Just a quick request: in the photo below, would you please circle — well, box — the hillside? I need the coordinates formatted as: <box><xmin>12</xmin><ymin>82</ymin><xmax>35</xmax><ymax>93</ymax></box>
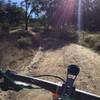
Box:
<box><xmin>0</xmin><ymin>34</ymin><xmax>100</xmax><ymax>100</ymax></box>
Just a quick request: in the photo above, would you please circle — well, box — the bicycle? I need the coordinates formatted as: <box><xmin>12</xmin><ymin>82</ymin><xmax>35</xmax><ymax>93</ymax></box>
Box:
<box><xmin>0</xmin><ymin>65</ymin><xmax>100</xmax><ymax>100</ymax></box>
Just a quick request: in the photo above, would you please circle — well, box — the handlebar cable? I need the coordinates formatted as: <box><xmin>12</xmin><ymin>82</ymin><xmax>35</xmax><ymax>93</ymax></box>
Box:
<box><xmin>33</xmin><ymin>75</ymin><xmax>65</xmax><ymax>83</ymax></box>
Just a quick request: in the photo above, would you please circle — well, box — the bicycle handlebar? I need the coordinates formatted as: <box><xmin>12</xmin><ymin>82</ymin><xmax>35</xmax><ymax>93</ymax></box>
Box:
<box><xmin>0</xmin><ymin>65</ymin><xmax>100</xmax><ymax>100</ymax></box>
<box><xmin>0</xmin><ymin>65</ymin><xmax>79</xmax><ymax>95</ymax></box>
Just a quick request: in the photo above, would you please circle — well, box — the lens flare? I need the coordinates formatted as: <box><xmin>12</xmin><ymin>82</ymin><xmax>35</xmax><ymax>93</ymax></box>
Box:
<box><xmin>56</xmin><ymin>0</ymin><xmax>76</xmax><ymax>25</ymax></box>
<box><xmin>65</xmin><ymin>0</ymin><xmax>76</xmax><ymax>24</ymax></box>
<box><xmin>78</xmin><ymin>0</ymin><xmax>82</xmax><ymax>32</ymax></box>
<box><xmin>77</xmin><ymin>0</ymin><xmax>82</xmax><ymax>43</ymax></box>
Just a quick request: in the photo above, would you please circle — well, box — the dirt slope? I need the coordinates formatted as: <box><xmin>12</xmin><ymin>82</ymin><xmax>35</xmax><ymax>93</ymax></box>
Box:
<box><xmin>0</xmin><ymin>40</ymin><xmax>100</xmax><ymax>100</ymax></box>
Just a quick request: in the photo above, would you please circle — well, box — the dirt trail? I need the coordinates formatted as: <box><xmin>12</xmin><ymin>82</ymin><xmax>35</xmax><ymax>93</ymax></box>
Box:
<box><xmin>29</xmin><ymin>43</ymin><xmax>100</xmax><ymax>94</ymax></box>
<box><xmin>0</xmin><ymin>41</ymin><xmax>100</xmax><ymax>100</ymax></box>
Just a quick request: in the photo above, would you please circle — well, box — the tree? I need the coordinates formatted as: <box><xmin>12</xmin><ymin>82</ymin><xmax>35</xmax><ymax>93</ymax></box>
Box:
<box><xmin>82</xmin><ymin>0</ymin><xmax>100</xmax><ymax>31</ymax></box>
<box><xmin>0</xmin><ymin>0</ymin><xmax>25</xmax><ymax>32</ymax></box>
<box><xmin>21</xmin><ymin>0</ymin><xmax>43</xmax><ymax>30</ymax></box>
<box><xmin>0</xmin><ymin>0</ymin><xmax>6</xmax><ymax>23</ymax></box>
<box><xmin>39</xmin><ymin>0</ymin><xmax>76</xmax><ymax>31</ymax></box>
<box><xmin>6</xmin><ymin>1</ymin><xmax>25</xmax><ymax>26</ymax></box>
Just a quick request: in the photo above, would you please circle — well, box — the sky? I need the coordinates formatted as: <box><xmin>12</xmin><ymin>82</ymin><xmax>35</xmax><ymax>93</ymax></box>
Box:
<box><xmin>5</xmin><ymin>0</ymin><xmax>22</xmax><ymax>5</ymax></box>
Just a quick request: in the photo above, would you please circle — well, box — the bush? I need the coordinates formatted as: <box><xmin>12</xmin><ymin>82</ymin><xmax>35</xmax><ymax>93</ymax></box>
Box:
<box><xmin>16</xmin><ymin>36</ymin><xmax>39</xmax><ymax>49</ymax></box>
<box><xmin>83</xmin><ymin>35</ymin><xmax>100</xmax><ymax>53</ymax></box>
<box><xmin>0</xmin><ymin>23</ymin><xmax>10</xmax><ymax>35</ymax></box>
<box><xmin>59</xmin><ymin>31</ymin><xmax>79</xmax><ymax>43</ymax></box>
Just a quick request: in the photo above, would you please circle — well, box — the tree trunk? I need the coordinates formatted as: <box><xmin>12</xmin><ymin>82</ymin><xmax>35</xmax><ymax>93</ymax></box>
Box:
<box><xmin>25</xmin><ymin>15</ymin><xmax>28</xmax><ymax>30</ymax></box>
<box><xmin>25</xmin><ymin>0</ymin><xmax>28</xmax><ymax>30</ymax></box>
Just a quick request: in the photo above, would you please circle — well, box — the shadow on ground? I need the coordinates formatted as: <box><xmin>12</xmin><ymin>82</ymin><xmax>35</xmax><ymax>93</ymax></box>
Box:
<box><xmin>36</xmin><ymin>29</ymin><xmax>79</xmax><ymax>51</ymax></box>
<box><xmin>0</xmin><ymin>29</ymin><xmax>79</xmax><ymax>51</ymax></box>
